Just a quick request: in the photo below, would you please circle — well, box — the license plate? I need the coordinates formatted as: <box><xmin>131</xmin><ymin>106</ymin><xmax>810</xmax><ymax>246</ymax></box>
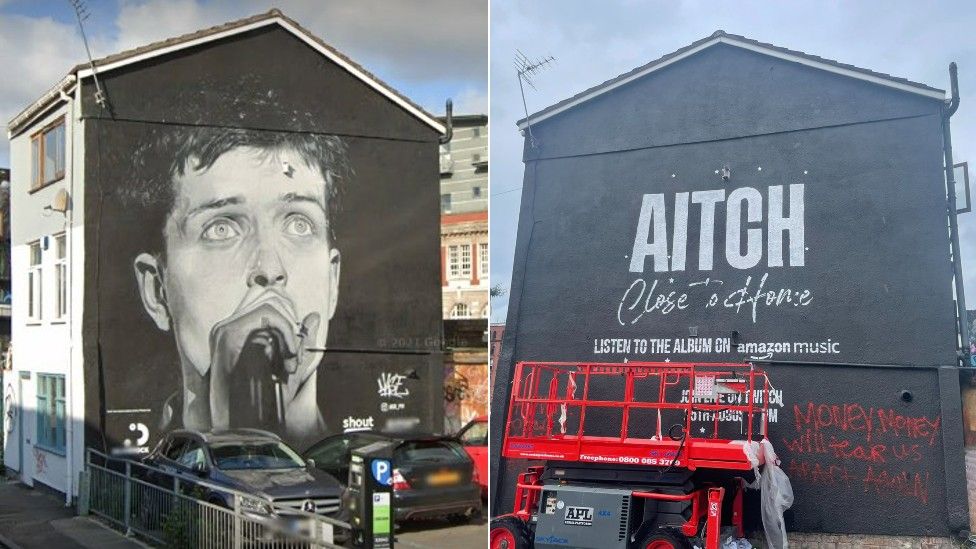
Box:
<box><xmin>426</xmin><ymin>470</ymin><xmax>461</xmax><ymax>486</ymax></box>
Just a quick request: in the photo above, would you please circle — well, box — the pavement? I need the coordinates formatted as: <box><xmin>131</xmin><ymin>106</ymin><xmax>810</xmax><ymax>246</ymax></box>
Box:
<box><xmin>0</xmin><ymin>480</ymin><xmax>148</xmax><ymax>549</ymax></box>
<box><xmin>396</xmin><ymin>516</ymin><xmax>487</xmax><ymax>548</ymax></box>
<box><xmin>0</xmin><ymin>478</ymin><xmax>485</xmax><ymax>549</ymax></box>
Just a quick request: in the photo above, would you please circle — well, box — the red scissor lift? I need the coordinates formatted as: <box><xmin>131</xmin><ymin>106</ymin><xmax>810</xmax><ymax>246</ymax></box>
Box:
<box><xmin>491</xmin><ymin>361</ymin><xmax>771</xmax><ymax>549</ymax></box>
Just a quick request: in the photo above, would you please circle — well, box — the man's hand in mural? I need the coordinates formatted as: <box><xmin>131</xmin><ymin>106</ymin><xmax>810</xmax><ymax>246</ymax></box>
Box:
<box><xmin>208</xmin><ymin>290</ymin><xmax>321</xmax><ymax>431</ymax></box>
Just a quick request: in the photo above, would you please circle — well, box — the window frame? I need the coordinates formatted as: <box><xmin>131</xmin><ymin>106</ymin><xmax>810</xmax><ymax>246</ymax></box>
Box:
<box><xmin>54</xmin><ymin>233</ymin><xmax>67</xmax><ymax>321</ymax></box>
<box><xmin>451</xmin><ymin>303</ymin><xmax>470</xmax><ymax>319</ymax></box>
<box><xmin>479</xmin><ymin>242</ymin><xmax>488</xmax><ymax>277</ymax></box>
<box><xmin>30</xmin><ymin>117</ymin><xmax>66</xmax><ymax>192</ymax></box>
<box><xmin>27</xmin><ymin>240</ymin><xmax>42</xmax><ymax>323</ymax></box>
<box><xmin>35</xmin><ymin>373</ymin><xmax>66</xmax><ymax>455</ymax></box>
<box><xmin>448</xmin><ymin>244</ymin><xmax>472</xmax><ymax>280</ymax></box>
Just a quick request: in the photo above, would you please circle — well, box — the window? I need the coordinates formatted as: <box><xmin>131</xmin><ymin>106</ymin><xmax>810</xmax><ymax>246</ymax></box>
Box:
<box><xmin>36</xmin><ymin>374</ymin><xmax>65</xmax><ymax>453</ymax></box>
<box><xmin>458</xmin><ymin>419</ymin><xmax>488</xmax><ymax>446</ymax></box>
<box><xmin>472</xmin><ymin>127</ymin><xmax>480</xmax><ymax>138</ymax></box>
<box><xmin>55</xmin><ymin>234</ymin><xmax>67</xmax><ymax>320</ymax></box>
<box><xmin>472</xmin><ymin>186</ymin><xmax>482</xmax><ymax>198</ymax></box>
<box><xmin>441</xmin><ymin>193</ymin><xmax>452</xmax><ymax>212</ymax></box>
<box><xmin>479</xmin><ymin>243</ymin><xmax>488</xmax><ymax>277</ymax></box>
<box><xmin>451</xmin><ymin>303</ymin><xmax>470</xmax><ymax>319</ymax></box>
<box><xmin>163</xmin><ymin>437</ymin><xmax>189</xmax><ymax>461</ymax></box>
<box><xmin>177</xmin><ymin>440</ymin><xmax>206</xmax><ymax>469</ymax></box>
<box><xmin>31</xmin><ymin>119</ymin><xmax>66</xmax><ymax>190</ymax></box>
<box><xmin>28</xmin><ymin>241</ymin><xmax>41</xmax><ymax>322</ymax></box>
<box><xmin>448</xmin><ymin>244</ymin><xmax>472</xmax><ymax>279</ymax></box>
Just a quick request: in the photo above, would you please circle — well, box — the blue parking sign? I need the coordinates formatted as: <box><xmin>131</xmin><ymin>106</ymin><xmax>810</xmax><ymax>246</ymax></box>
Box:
<box><xmin>371</xmin><ymin>459</ymin><xmax>392</xmax><ymax>485</ymax></box>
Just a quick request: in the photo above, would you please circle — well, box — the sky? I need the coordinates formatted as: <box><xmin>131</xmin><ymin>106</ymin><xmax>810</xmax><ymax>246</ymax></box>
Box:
<box><xmin>489</xmin><ymin>0</ymin><xmax>976</xmax><ymax>324</ymax></box>
<box><xmin>0</xmin><ymin>0</ymin><xmax>488</xmax><ymax>168</ymax></box>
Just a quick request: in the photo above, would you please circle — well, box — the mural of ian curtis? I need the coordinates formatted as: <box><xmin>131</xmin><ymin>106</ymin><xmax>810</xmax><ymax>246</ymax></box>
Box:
<box><xmin>128</xmin><ymin>126</ymin><xmax>351</xmax><ymax>439</ymax></box>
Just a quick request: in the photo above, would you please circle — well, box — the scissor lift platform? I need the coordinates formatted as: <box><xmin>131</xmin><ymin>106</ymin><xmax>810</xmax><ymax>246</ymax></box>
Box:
<box><xmin>493</xmin><ymin>361</ymin><xmax>773</xmax><ymax>549</ymax></box>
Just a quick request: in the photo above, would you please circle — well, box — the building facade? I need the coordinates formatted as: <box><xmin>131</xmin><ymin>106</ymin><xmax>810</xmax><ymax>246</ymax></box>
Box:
<box><xmin>491</xmin><ymin>31</ymin><xmax>969</xmax><ymax>543</ymax></box>
<box><xmin>440</xmin><ymin>116</ymin><xmax>489</xmax><ymax>432</ymax></box>
<box><xmin>4</xmin><ymin>10</ymin><xmax>446</xmax><ymax>498</ymax></box>
<box><xmin>440</xmin><ymin>115</ymin><xmax>488</xmax><ymax>320</ymax></box>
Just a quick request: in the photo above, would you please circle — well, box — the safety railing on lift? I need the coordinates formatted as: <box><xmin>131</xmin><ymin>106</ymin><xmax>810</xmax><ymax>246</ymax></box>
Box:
<box><xmin>501</xmin><ymin>361</ymin><xmax>770</xmax><ymax>470</ymax></box>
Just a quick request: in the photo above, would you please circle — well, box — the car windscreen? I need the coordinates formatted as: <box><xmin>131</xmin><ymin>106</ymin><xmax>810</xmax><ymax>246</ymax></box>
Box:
<box><xmin>394</xmin><ymin>440</ymin><xmax>468</xmax><ymax>463</ymax></box>
<box><xmin>211</xmin><ymin>442</ymin><xmax>305</xmax><ymax>470</ymax></box>
<box><xmin>459</xmin><ymin>421</ymin><xmax>488</xmax><ymax>445</ymax></box>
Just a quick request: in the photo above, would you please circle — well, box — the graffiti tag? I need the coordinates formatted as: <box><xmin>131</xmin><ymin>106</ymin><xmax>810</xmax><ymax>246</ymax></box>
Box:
<box><xmin>377</xmin><ymin>372</ymin><xmax>409</xmax><ymax>399</ymax></box>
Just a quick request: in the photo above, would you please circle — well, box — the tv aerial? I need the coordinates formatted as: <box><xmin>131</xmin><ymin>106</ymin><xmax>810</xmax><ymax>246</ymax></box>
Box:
<box><xmin>67</xmin><ymin>0</ymin><xmax>109</xmax><ymax>110</ymax></box>
<box><xmin>515</xmin><ymin>50</ymin><xmax>555</xmax><ymax>148</ymax></box>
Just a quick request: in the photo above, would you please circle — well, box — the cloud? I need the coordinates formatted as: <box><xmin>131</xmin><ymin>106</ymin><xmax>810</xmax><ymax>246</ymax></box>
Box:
<box><xmin>0</xmin><ymin>14</ymin><xmax>82</xmax><ymax>132</ymax></box>
<box><xmin>453</xmin><ymin>88</ymin><xmax>489</xmax><ymax>116</ymax></box>
<box><xmin>110</xmin><ymin>0</ymin><xmax>488</xmax><ymax>84</ymax></box>
<box><xmin>0</xmin><ymin>0</ymin><xmax>487</xmax><ymax>167</ymax></box>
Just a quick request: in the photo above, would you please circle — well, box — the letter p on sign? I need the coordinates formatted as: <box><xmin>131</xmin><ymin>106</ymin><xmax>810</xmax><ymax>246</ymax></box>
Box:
<box><xmin>371</xmin><ymin>459</ymin><xmax>392</xmax><ymax>485</ymax></box>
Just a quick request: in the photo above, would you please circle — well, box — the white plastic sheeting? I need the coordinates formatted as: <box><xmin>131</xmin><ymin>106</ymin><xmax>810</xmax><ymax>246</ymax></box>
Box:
<box><xmin>756</xmin><ymin>438</ymin><xmax>794</xmax><ymax>549</ymax></box>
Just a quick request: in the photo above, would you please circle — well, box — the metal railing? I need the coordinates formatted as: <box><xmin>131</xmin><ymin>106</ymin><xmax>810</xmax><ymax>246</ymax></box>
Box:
<box><xmin>85</xmin><ymin>448</ymin><xmax>350</xmax><ymax>548</ymax></box>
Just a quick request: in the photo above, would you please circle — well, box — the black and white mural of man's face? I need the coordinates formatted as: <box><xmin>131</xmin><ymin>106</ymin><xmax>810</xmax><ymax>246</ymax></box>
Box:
<box><xmin>132</xmin><ymin>145</ymin><xmax>341</xmax><ymax>437</ymax></box>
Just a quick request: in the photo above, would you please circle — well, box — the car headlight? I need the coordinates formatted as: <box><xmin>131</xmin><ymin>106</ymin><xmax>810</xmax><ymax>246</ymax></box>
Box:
<box><xmin>239</xmin><ymin>497</ymin><xmax>272</xmax><ymax>515</ymax></box>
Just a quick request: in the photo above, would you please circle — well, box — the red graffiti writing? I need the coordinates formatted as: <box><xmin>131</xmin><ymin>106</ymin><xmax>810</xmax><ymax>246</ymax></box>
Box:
<box><xmin>792</xmin><ymin>402</ymin><xmax>940</xmax><ymax>445</ymax></box>
<box><xmin>862</xmin><ymin>466</ymin><xmax>930</xmax><ymax>505</ymax></box>
<box><xmin>787</xmin><ymin>459</ymin><xmax>930</xmax><ymax>504</ymax></box>
<box><xmin>783</xmin><ymin>429</ymin><xmax>924</xmax><ymax>464</ymax></box>
<box><xmin>785</xmin><ymin>401</ymin><xmax>939</xmax><ymax>505</ymax></box>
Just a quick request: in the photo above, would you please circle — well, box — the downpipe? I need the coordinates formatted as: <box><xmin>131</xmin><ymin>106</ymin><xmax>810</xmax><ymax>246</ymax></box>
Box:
<box><xmin>439</xmin><ymin>99</ymin><xmax>454</xmax><ymax>145</ymax></box>
<box><xmin>942</xmin><ymin>62</ymin><xmax>969</xmax><ymax>366</ymax></box>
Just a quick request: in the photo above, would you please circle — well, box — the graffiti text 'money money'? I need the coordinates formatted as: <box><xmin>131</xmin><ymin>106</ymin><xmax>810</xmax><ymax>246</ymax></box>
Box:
<box><xmin>630</xmin><ymin>184</ymin><xmax>805</xmax><ymax>272</ymax></box>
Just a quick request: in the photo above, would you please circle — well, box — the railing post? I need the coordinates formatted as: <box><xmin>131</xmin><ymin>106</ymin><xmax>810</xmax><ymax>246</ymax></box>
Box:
<box><xmin>77</xmin><ymin>470</ymin><xmax>90</xmax><ymax>516</ymax></box>
<box><xmin>233</xmin><ymin>495</ymin><xmax>243</xmax><ymax>549</ymax></box>
<box><xmin>124</xmin><ymin>460</ymin><xmax>131</xmax><ymax>533</ymax></box>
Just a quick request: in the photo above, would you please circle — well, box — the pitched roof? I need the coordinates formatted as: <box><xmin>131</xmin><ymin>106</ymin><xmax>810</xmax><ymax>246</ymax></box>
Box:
<box><xmin>517</xmin><ymin>30</ymin><xmax>945</xmax><ymax>130</ymax></box>
<box><xmin>9</xmin><ymin>9</ymin><xmax>445</xmax><ymax>136</ymax></box>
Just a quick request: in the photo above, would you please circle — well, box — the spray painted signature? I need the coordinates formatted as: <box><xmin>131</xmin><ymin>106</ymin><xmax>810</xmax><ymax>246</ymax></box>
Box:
<box><xmin>377</xmin><ymin>372</ymin><xmax>410</xmax><ymax>399</ymax></box>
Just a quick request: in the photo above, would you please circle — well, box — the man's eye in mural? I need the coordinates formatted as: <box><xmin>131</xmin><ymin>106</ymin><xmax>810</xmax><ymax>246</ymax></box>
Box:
<box><xmin>284</xmin><ymin>214</ymin><xmax>315</xmax><ymax>237</ymax></box>
<box><xmin>202</xmin><ymin>218</ymin><xmax>243</xmax><ymax>242</ymax></box>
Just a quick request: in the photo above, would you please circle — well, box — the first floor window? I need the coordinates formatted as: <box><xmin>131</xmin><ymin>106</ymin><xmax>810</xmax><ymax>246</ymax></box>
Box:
<box><xmin>36</xmin><ymin>374</ymin><xmax>66</xmax><ymax>453</ymax></box>
<box><xmin>448</xmin><ymin>244</ymin><xmax>472</xmax><ymax>279</ymax></box>
<box><xmin>479</xmin><ymin>242</ymin><xmax>488</xmax><ymax>277</ymax></box>
<box><xmin>28</xmin><ymin>241</ymin><xmax>42</xmax><ymax>322</ymax></box>
<box><xmin>55</xmin><ymin>234</ymin><xmax>67</xmax><ymax>320</ymax></box>
<box><xmin>451</xmin><ymin>303</ymin><xmax>470</xmax><ymax>319</ymax></box>
<box><xmin>31</xmin><ymin>118</ymin><xmax>66</xmax><ymax>190</ymax></box>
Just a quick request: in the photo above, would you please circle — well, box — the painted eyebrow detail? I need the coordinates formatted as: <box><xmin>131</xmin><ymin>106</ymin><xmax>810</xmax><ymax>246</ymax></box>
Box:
<box><xmin>280</xmin><ymin>192</ymin><xmax>325</xmax><ymax>209</ymax></box>
<box><xmin>186</xmin><ymin>196</ymin><xmax>246</xmax><ymax>218</ymax></box>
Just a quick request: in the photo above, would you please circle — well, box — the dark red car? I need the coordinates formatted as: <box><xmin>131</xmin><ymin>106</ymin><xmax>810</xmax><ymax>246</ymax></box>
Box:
<box><xmin>457</xmin><ymin>416</ymin><xmax>488</xmax><ymax>498</ymax></box>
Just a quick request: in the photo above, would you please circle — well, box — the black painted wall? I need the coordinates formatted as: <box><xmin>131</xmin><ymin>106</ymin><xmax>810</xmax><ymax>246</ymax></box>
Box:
<box><xmin>81</xmin><ymin>25</ymin><xmax>443</xmax><ymax>454</ymax></box>
<box><xmin>491</xmin><ymin>43</ymin><xmax>967</xmax><ymax>536</ymax></box>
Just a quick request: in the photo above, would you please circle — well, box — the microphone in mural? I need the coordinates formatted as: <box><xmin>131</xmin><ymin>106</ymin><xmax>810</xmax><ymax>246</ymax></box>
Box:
<box><xmin>122</xmin><ymin>119</ymin><xmax>351</xmax><ymax>439</ymax></box>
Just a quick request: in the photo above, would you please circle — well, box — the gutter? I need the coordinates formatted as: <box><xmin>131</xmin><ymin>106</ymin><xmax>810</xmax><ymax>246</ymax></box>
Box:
<box><xmin>7</xmin><ymin>74</ymin><xmax>77</xmax><ymax>138</ymax></box>
<box><xmin>942</xmin><ymin>62</ymin><xmax>968</xmax><ymax>366</ymax></box>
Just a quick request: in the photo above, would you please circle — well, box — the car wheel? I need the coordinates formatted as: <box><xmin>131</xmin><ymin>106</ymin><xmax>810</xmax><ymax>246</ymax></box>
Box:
<box><xmin>489</xmin><ymin>516</ymin><xmax>530</xmax><ymax>549</ymax></box>
<box><xmin>635</xmin><ymin>528</ymin><xmax>691</xmax><ymax>549</ymax></box>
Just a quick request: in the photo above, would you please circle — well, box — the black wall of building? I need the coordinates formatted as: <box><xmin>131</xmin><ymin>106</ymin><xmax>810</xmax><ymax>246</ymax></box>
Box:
<box><xmin>491</xmin><ymin>43</ymin><xmax>967</xmax><ymax>536</ymax></box>
<box><xmin>82</xmin><ymin>25</ymin><xmax>443</xmax><ymax>454</ymax></box>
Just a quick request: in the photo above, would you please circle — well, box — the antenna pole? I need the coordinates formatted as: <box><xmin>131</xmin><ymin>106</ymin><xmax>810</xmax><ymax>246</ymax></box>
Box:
<box><xmin>515</xmin><ymin>52</ymin><xmax>555</xmax><ymax>149</ymax></box>
<box><xmin>518</xmin><ymin>69</ymin><xmax>537</xmax><ymax>148</ymax></box>
<box><xmin>68</xmin><ymin>0</ymin><xmax>109</xmax><ymax>110</ymax></box>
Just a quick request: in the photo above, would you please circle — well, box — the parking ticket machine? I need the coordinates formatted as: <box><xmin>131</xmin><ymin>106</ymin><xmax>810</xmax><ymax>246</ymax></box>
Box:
<box><xmin>349</xmin><ymin>441</ymin><xmax>396</xmax><ymax>548</ymax></box>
